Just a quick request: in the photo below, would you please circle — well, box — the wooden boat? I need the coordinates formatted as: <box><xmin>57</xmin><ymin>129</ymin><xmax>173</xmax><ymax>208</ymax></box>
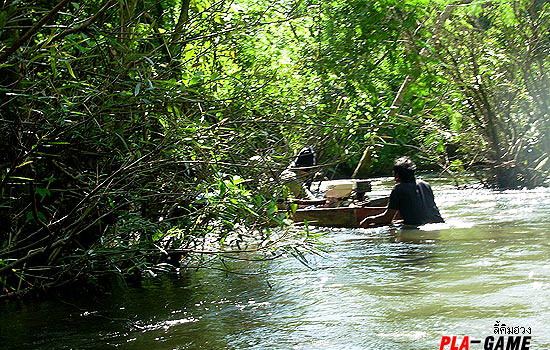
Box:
<box><xmin>288</xmin><ymin>178</ymin><xmax>390</xmax><ymax>228</ymax></box>
<box><xmin>293</xmin><ymin>206</ymin><xmax>387</xmax><ymax>228</ymax></box>
<box><xmin>292</xmin><ymin>196</ymin><xmax>389</xmax><ymax>228</ymax></box>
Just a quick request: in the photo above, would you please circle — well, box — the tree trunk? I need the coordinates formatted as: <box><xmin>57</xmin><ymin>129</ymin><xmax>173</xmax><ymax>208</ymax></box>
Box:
<box><xmin>352</xmin><ymin>1</ymin><xmax>473</xmax><ymax>178</ymax></box>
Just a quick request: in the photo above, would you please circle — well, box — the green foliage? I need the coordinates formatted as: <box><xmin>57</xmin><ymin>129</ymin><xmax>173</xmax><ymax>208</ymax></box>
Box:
<box><xmin>0</xmin><ymin>0</ymin><xmax>297</xmax><ymax>297</ymax></box>
<box><xmin>0</xmin><ymin>0</ymin><xmax>548</xmax><ymax>299</ymax></box>
<box><xmin>431</xmin><ymin>0</ymin><xmax>549</xmax><ymax>187</ymax></box>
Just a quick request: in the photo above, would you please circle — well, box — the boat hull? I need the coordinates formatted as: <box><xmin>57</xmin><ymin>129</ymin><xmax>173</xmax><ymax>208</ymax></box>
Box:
<box><xmin>293</xmin><ymin>206</ymin><xmax>387</xmax><ymax>228</ymax></box>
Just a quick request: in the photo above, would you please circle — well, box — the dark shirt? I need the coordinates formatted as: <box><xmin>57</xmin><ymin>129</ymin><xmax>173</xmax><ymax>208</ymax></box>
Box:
<box><xmin>387</xmin><ymin>180</ymin><xmax>444</xmax><ymax>226</ymax></box>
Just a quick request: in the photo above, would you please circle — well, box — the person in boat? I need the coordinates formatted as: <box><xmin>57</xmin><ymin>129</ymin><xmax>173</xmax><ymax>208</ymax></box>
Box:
<box><xmin>280</xmin><ymin>146</ymin><xmax>318</xmax><ymax>200</ymax></box>
<box><xmin>360</xmin><ymin>156</ymin><xmax>444</xmax><ymax>227</ymax></box>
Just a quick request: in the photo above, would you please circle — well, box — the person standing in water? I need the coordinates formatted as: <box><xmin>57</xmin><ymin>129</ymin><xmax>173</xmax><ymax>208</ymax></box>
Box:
<box><xmin>360</xmin><ymin>156</ymin><xmax>444</xmax><ymax>227</ymax></box>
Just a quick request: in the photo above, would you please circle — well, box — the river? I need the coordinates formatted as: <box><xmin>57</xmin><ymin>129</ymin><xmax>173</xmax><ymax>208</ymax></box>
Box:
<box><xmin>1</xmin><ymin>177</ymin><xmax>549</xmax><ymax>350</ymax></box>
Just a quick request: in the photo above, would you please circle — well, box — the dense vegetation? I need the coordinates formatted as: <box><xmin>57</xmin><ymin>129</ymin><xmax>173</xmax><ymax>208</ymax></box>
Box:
<box><xmin>1</xmin><ymin>0</ymin><xmax>548</xmax><ymax>298</ymax></box>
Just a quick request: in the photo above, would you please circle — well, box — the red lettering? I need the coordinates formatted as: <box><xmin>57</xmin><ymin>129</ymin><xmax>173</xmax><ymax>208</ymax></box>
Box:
<box><xmin>459</xmin><ymin>336</ymin><xmax>470</xmax><ymax>350</ymax></box>
<box><xmin>451</xmin><ymin>336</ymin><xmax>460</xmax><ymax>350</ymax></box>
<box><xmin>440</xmin><ymin>336</ymin><xmax>451</xmax><ymax>350</ymax></box>
<box><xmin>440</xmin><ymin>335</ymin><xmax>471</xmax><ymax>350</ymax></box>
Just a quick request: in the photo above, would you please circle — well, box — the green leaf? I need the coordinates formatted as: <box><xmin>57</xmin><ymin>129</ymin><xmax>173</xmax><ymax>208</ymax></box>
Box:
<box><xmin>10</xmin><ymin>176</ymin><xmax>33</xmax><ymax>181</ymax></box>
<box><xmin>16</xmin><ymin>160</ymin><xmax>33</xmax><ymax>168</ymax></box>
<box><xmin>134</xmin><ymin>83</ymin><xmax>141</xmax><ymax>96</ymax></box>
<box><xmin>500</xmin><ymin>4</ymin><xmax>516</xmax><ymax>26</ymax></box>
<box><xmin>35</xmin><ymin>187</ymin><xmax>51</xmax><ymax>201</ymax></box>
<box><xmin>25</xmin><ymin>211</ymin><xmax>46</xmax><ymax>222</ymax></box>
<box><xmin>65</xmin><ymin>61</ymin><xmax>76</xmax><ymax>79</ymax></box>
<box><xmin>534</xmin><ymin>157</ymin><xmax>548</xmax><ymax>171</ymax></box>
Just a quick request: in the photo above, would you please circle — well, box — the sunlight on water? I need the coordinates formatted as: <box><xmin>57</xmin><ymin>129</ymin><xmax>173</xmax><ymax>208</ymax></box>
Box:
<box><xmin>1</xmin><ymin>178</ymin><xmax>549</xmax><ymax>350</ymax></box>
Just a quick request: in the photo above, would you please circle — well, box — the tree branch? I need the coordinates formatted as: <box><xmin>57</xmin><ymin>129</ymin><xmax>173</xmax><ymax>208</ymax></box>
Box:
<box><xmin>0</xmin><ymin>0</ymin><xmax>73</xmax><ymax>62</ymax></box>
<box><xmin>52</xmin><ymin>0</ymin><xmax>117</xmax><ymax>42</ymax></box>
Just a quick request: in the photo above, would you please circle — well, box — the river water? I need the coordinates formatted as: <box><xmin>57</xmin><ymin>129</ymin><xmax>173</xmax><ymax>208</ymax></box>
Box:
<box><xmin>1</xmin><ymin>177</ymin><xmax>549</xmax><ymax>350</ymax></box>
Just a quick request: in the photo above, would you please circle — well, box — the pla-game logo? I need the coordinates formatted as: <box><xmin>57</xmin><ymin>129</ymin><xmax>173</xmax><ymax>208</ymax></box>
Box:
<box><xmin>439</xmin><ymin>321</ymin><xmax>532</xmax><ymax>350</ymax></box>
